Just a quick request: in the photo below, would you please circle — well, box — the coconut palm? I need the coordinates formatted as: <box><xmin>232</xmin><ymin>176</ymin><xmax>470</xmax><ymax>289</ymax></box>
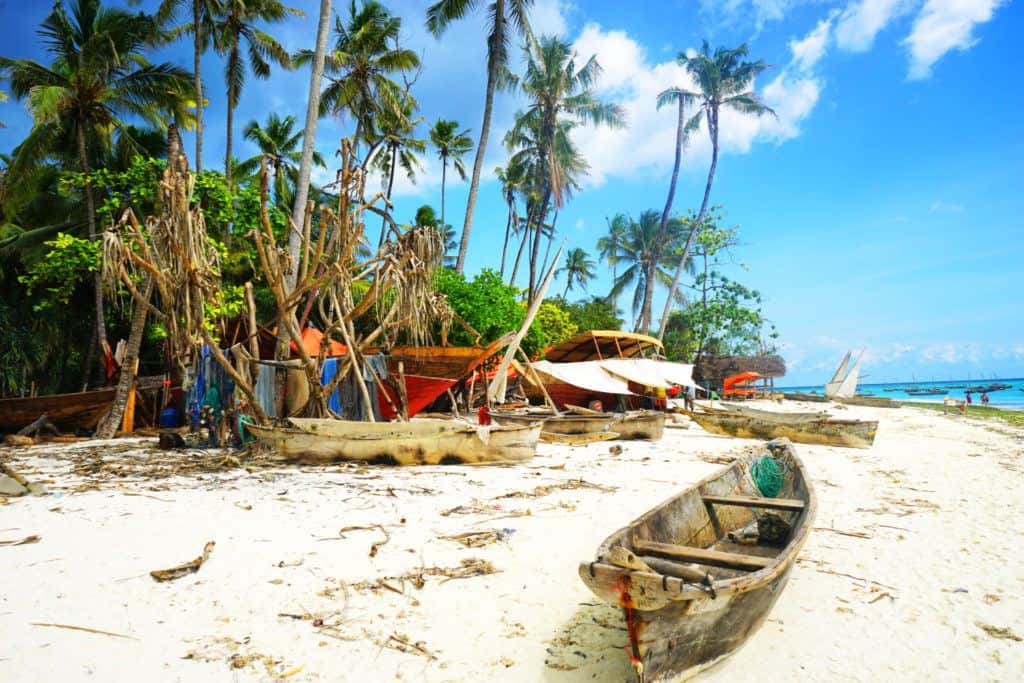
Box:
<box><xmin>428</xmin><ymin>119</ymin><xmax>473</xmax><ymax>227</ymax></box>
<box><xmin>596</xmin><ymin>213</ymin><xmax>628</xmax><ymax>283</ymax></box>
<box><xmin>656</xmin><ymin>41</ymin><xmax>775</xmax><ymax>340</ymax></box>
<box><xmin>1</xmin><ymin>0</ymin><xmax>193</xmax><ymax>351</ymax></box>
<box><xmin>495</xmin><ymin>164</ymin><xmax>525</xmax><ymax>279</ymax></box>
<box><xmin>556</xmin><ymin>247</ymin><xmax>595</xmax><ymax>298</ymax></box>
<box><xmin>426</xmin><ymin>0</ymin><xmax>537</xmax><ymax>274</ymax></box>
<box><xmin>371</xmin><ymin>95</ymin><xmax>425</xmax><ymax>245</ymax></box>
<box><xmin>654</xmin><ymin>83</ymin><xmax>697</xmax><ymax>247</ymax></box>
<box><xmin>299</xmin><ymin>0</ymin><xmax>419</xmax><ymax>158</ymax></box>
<box><xmin>506</xmin><ymin>36</ymin><xmax>625</xmax><ymax>301</ymax></box>
<box><xmin>156</xmin><ymin>0</ymin><xmax>220</xmax><ymax>171</ymax></box>
<box><xmin>607</xmin><ymin>210</ymin><xmax>685</xmax><ymax>332</ymax></box>
<box><xmin>211</xmin><ymin>0</ymin><xmax>299</xmax><ymax>189</ymax></box>
<box><xmin>236</xmin><ymin>113</ymin><xmax>326</xmax><ymax>208</ymax></box>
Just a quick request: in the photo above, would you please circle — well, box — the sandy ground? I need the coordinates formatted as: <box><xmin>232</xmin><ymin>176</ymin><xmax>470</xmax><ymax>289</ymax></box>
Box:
<box><xmin>1</xmin><ymin>401</ymin><xmax>1022</xmax><ymax>682</ymax></box>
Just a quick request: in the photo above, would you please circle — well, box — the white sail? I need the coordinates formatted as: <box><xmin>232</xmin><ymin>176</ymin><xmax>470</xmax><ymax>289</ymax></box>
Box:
<box><xmin>824</xmin><ymin>351</ymin><xmax>852</xmax><ymax>397</ymax></box>
<box><xmin>834</xmin><ymin>351</ymin><xmax>863</xmax><ymax>399</ymax></box>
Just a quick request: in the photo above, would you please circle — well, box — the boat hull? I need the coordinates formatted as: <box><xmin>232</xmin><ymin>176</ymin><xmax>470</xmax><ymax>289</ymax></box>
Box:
<box><xmin>718</xmin><ymin>404</ymin><xmax>828</xmax><ymax>424</ymax></box>
<box><xmin>247</xmin><ymin>418</ymin><xmax>541</xmax><ymax>465</ymax></box>
<box><xmin>578</xmin><ymin>440</ymin><xmax>815</xmax><ymax>682</ymax></box>
<box><xmin>690</xmin><ymin>411</ymin><xmax>877</xmax><ymax>448</ymax></box>
<box><xmin>0</xmin><ymin>388</ymin><xmax>116</xmax><ymax>433</ymax></box>
<box><xmin>781</xmin><ymin>392</ymin><xmax>829</xmax><ymax>403</ymax></box>
<box><xmin>491</xmin><ymin>410</ymin><xmax>665</xmax><ymax>441</ymax></box>
<box><xmin>834</xmin><ymin>395</ymin><xmax>900</xmax><ymax>408</ymax></box>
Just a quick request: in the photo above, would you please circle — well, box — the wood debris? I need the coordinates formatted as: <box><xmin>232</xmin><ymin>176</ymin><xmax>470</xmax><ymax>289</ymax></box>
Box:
<box><xmin>354</xmin><ymin>558</ymin><xmax>499</xmax><ymax>593</ymax></box>
<box><xmin>0</xmin><ymin>534</ymin><xmax>41</xmax><ymax>546</ymax></box>
<box><xmin>379</xmin><ymin>633</ymin><xmax>435</xmax><ymax>660</ymax></box>
<box><xmin>151</xmin><ymin>541</ymin><xmax>215</xmax><ymax>582</ymax></box>
<box><xmin>495</xmin><ymin>479</ymin><xmax>615</xmax><ymax>499</ymax></box>
<box><xmin>975</xmin><ymin>622</ymin><xmax>1022</xmax><ymax>642</ymax></box>
<box><xmin>31</xmin><ymin>622</ymin><xmax>137</xmax><ymax>640</ymax></box>
<box><xmin>440</xmin><ymin>528</ymin><xmax>512</xmax><ymax>547</ymax></box>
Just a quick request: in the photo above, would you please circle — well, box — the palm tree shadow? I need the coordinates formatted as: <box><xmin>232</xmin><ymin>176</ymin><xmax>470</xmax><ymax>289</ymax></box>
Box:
<box><xmin>542</xmin><ymin>601</ymin><xmax>635</xmax><ymax>682</ymax></box>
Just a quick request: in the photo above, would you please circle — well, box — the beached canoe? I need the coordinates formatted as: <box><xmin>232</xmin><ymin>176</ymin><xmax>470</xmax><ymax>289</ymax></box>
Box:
<box><xmin>781</xmin><ymin>391</ymin><xmax>829</xmax><ymax>403</ymax></box>
<box><xmin>491</xmin><ymin>410</ymin><xmax>665</xmax><ymax>441</ymax></box>
<box><xmin>834</xmin><ymin>395</ymin><xmax>900</xmax><ymax>408</ymax></box>
<box><xmin>247</xmin><ymin>418</ymin><xmax>541</xmax><ymax>465</ymax></box>
<box><xmin>579</xmin><ymin>439</ymin><xmax>815</xmax><ymax>682</ymax></box>
<box><xmin>0</xmin><ymin>388</ymin><xmax>116</xmax><ymax>434</ymax></box>
<box><xmin>689</xmin><ymin>410</ymin><xmax>877</xmax><ymax>448</ymax></box>
<box><xmin>717</xmin><ymin>404</ymin><xmax>829</xmax><ymax>424</ymax></box>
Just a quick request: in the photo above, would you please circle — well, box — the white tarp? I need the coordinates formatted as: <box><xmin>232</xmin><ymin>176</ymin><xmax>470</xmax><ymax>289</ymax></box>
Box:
<box><xmin>529</xmin><ymin>360</ymin><xmax>634</xmax><ymax>395</ymax></box>
<box><xmin>599</xmin><ymin>358</ymin><xmax>697</xmax><ymax>389</ymax></box>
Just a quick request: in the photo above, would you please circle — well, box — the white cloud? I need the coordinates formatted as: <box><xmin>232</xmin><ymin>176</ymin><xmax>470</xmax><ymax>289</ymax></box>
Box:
<box><xmin>531</xmin><ymin>0</ymin><xmax>573</xmax><ymax>37</ymax></box>
<box><xmin>700</xmin><ymin>0</ymin><xmax>819</xmax><ymax>31</ymax></box>
<box><xmin>904</xmin><ymin>0</ymin><xmax>1006</xmax><ymax>79</ymax></box>
<box><xmin>929</xmin><ymin>199</ymin><xmax>965</xmax><ymax>213</ymax></box>
<box><xmin>564</xmin><ymin>23</ymin><xmax>818</xmax><ymax>186</ymax></box>
<box><xmin>920</xmin><ymin>342</ymin><xmax>981</xmax><ymax>363</ymax></box>
<box><xmin>835</xmin><ymin>0</ymin><xmax>912</xmax><ymax>52</ymax></box>
<box><xmin>790</xmin><ymin>14</ymin><xmax>835</xmax><ymax>71</ymax></box>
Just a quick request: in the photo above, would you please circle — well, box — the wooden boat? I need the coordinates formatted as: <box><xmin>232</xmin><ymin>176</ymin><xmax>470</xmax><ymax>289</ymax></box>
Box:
<box><xmin>0</xmin><ymin>388</ymin><xmax>116</xmax><ymax>433</ymax></box>
<box><xmin>491</xmin><ymin>410</ymin><xmax>665</xmax><ymax>441</ymax></box>
<box><xmin>781</xmin><ymin>391</ymin><xmax>829</xmax><ymax>403</ymax></box>
<box><xmin>579</xmin><ymin>438</ymin><xmax>815</xmax><ymax>681</ymax></box>
<box><xmin>247</xmin><ymin>417</ymin><xmax>541</xmax><ymax>465</ymax></box>
<box><xmin>689</xmin><ymin>410</ymin><xmax>877</xmax><ymax>448</ymax></box>
<box><xmin>541</xmin><ymin>431</ymin><xmax>620</xmax><ymax>445</ymax></box>
<box><xmin>608</xmin><ymin>411</ymin><xmax>666</xmax><ymax>440</ymax></box>
<box><xmin>718</xmin><ymin>404</ymin><xmax>829</xmax><ymax>424</ymax></box>
<box><xmin>386</xmin><ymin>334</ymin><xmax>511</xmax><ymax>380</ymax></box>
<box><xmin>834</xmin><ymin>395</ymin><xmax>900</xmax><ymax>408</ymax></box>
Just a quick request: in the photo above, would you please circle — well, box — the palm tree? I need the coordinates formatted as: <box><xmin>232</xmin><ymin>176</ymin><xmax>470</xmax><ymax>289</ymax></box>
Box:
<box><xmin>596</xmin><ymin>213</ymin><xmax>628</xmax><ymax>283</ymax></box>
<box><xmin>495</xmin><ymin>164</ymin><xmax>525</xmax><ymax>279</ymax></box>
<box><xmin>606</xmin><ymin>210</ymin><xmax>684</xmax><ymax>332</ymax></box>
<box><xmin>236</xmin><ymin>113</ymin><xmax>326</xmax><ymax>208</ymax></box>
<box><xmin>506</xmin><ymin>36</ymin><xmax>625</xmax><ymax>301</ymax></box>
<box><xmin>426</xmin><ymin>0</ymin><xmax>537</xmax><ymax>275</ymax></box>
<box><xmin>211</xmin><ymin>0</ymin><xmax>299</xmax><ymax>189</ymax></box>
<box><xmin>654</xmin><ymin>82</ymin><xmax>697</xmax><ymax>250</ymax></box>
<box><xmin>428</xmin><ymin>119</ymin><xmax>473</xmax><ymax>227</ymax></box>
<box><xmin>1</xmin><ymin>0</ymin><xmax>193</xmax><ymax>353</ymax></box>
<box><xmin>371</xmin><ymin>94</ymin><xmax>425</xmax><ymax>245</ymax></box>
<box><xmin>300</xmin><ymin>0</ymin><xmax>419</xmax><ymax>159</ymax></box>
<box><xmin>156</xmin><ymin>0</ymin><xmax>220</xmax><ymax>171</ymax></box>
<box><xmin>557</xmin><ymin>247</ymin><xmax>596</xmax><ymax>298</ymax></box>
<box><xmin>656</xmin><ymin>41</ymin><xmax>775</xmax><ymax>341</ymax></box>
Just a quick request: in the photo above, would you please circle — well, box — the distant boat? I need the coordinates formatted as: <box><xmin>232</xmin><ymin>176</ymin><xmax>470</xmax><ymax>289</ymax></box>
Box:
<box><xmin>966</xmin><ymin>383</ymin><xmax>1011</xmax><ymax>393</ymax></box>
<box><xmin>905</xmin><ymin>387</ymin><xmax>947</xmax><ymax>396</ymax></box>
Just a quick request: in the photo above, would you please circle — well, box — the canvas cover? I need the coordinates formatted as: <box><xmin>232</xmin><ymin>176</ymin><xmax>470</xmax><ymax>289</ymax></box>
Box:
<box><xmin>529</xmin><ymin>360</ymin><xmax>634</xmax><ymax>395</ymax></box>
<box><xmin>599</xmin><ymin>358</ymin><xmax>697</xmax><ymax>389</ymax></box>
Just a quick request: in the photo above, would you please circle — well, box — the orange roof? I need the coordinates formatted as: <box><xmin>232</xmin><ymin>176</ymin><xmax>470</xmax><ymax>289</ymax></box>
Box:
<box><xmin>290</xmin><ymin>327</ymin><xmax>347</xmax><ymax>358</ymax></box>
<box><xmin>723</xmin><ymin>371</ymin><xmax>760</xmax><ymax>391</ymax></box>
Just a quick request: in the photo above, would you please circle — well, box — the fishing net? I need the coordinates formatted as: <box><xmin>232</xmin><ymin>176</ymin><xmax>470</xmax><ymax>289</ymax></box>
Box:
<box><xmin>750</xmin><ymin>455</ymin><xmax>787</xmax><ymax>497</ymax></box>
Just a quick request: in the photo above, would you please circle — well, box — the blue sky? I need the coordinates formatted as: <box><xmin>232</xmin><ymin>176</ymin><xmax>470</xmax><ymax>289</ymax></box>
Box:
<box><xmin>2</xmin><ymin>0</ymin><xmax>1022</xmax><ymax>385</ymax></box>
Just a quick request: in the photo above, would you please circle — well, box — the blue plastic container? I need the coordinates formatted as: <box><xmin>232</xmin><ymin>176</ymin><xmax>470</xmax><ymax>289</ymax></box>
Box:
<box><xmin>159</xmin><ymin>407</ymin><xmax>180</xmax><ymax>428</ymax></box>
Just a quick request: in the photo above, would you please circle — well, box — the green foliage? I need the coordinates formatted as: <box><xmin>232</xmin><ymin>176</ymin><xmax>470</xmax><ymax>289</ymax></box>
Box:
<box><xmin>525</xmin><ymin>301</ymin><xmax>578</xmax><ymax>355</ymax></box>
<box><xmin>414</xmin><ymin>204</ymin><xmax>439</xmax><ymax>227</ymax></box>
<box><xmin>61</xmin><ymin>157</ymin><xmax>166</xmax><ymax>226</ymax></box>
<box><xmin>18</xmin><ymin>233</ymin><xmax>100</xmax><ymax>312</ymax></box>
<box><xmin>554</xmin><ymin>295</ymin><xmax>624</xmax><ymax>332</ymax></box>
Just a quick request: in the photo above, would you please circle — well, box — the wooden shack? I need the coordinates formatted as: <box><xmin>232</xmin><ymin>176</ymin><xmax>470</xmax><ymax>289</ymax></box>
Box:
<box><xmin>696</xmin><ymin>355</ymin><xmax>787</xmax><ymax>396</ymax></box>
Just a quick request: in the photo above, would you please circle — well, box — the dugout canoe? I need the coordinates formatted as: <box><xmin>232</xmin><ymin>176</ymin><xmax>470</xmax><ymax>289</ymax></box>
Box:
<box><xmin>0</xmin><ymin>388</ymin><xmax>116</xmax><ymax>434</ymax></box>
<box><xmin>834</xmin><ymin>395</ymin><xmax>901</xmax><ymax>408</ymax></box>
<box><xmin>781</xmin><ymin>391</ymin><xmax>829</xmax><ymax>403</ymax></box>
<box><xmin>717</xmin><ymin>404</ymin><xmax>829</xmax><ymax>424</ymax></box>
<box><xmin>247</xmin><ymin>418</ymin><xmax>541</xmax><ymax>465</ymax></box>
<box><xmin>689</xmin><ymin>410</ymin><xmax>877</xmax><ymax>449</ymax></box>
<box><xmin>579</xmin><ymin>439</ymin><xmax>815</xmax><ymax>682</ymax></box>
<box><xmin>491</xmin><ymin>410</ymin><xmax>665</xmax><ymax>441</ymax></box>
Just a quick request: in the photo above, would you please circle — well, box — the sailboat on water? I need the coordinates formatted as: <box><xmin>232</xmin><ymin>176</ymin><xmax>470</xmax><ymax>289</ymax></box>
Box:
<box><xmin>826</xmin><ymin>350</ymin><xmax>900</xmax><ymax>407</ymax></box>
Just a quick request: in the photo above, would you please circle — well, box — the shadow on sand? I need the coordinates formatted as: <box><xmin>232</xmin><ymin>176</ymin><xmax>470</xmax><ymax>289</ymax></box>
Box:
<box><xmin>542</xmin><ymin>601</ymin><xmax>636</xmax><ymax>682</ymax></box>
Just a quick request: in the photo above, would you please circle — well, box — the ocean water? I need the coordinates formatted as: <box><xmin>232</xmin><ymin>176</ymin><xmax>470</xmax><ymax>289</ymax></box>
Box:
<box><xmin>780</xmin><ymin>378</ymin><xmax>1024</xmax><ymax>410</ymax></box>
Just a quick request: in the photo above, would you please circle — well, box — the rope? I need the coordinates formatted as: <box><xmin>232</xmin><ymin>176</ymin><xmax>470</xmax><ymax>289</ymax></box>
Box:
<box><xmin>751</xmin><ymin>455</ymin><xmax>786</xmax><ymax>497</ymax></box>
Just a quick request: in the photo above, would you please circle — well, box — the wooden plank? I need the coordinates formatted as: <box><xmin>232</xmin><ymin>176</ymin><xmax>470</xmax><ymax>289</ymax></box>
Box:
<box><xmin>702</xmin><ymin>494</ymin><xmax>805</xmax><ymax>512</ymax></box>
<box><xmin>633</xmin><ymin>539</ymin><xmax>772</xmax><ymax>571</ymax></box>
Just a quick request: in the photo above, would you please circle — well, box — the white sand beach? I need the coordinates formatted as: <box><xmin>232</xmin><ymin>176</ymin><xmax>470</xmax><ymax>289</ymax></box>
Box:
<box><xmin>1</xmin><ymin>402</ymin><xmax>1021</xmax><ymax>682</ymax></box>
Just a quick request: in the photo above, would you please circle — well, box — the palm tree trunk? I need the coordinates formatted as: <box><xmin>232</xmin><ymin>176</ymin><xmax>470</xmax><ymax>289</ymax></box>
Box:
<box><xmin>658</xmin><ymin>96</ymin><xmax>686</xmax><ymax>236</ymax></box>
<box><xmin>76</xmin><ymin>119</ymin><xmax>106</xmax><ymax>359</ymax></box>
<box><xmin>95</xmin><ymin>276</ymin><xmax>153</xmax><ymax>439</ymax></box>
<box><xmin>657</xmin><ymin>107</ymin><xmax>718</xmax><ymax>342</ymax></box>
<box><xmin>455</xmin><ymin>0</ymin><xmax>504</xmax><ymax>274</ymax></box>
<box><xmin>287</xmin><ymin>0</ymin><xmax>331</xmax><ymax>293</ymax></box>
<box><xmin>639</xmin><ymin>260</ymin><xmax>656</xmax><ymax>333</ymax></box>
<box><xmin>529</xmin><ymin>187</ymin><xmax>552</xmax><ymax>303</ymax></box>
<box><xmin>499</xmin><ymin>202</ymin><xmax>513</xmax><ymax>278</ymax></box>
<box><xmin>510</xmin><ymin>221</ymin><xmax>528</xmax><ymax>286</ymax></box>
<box><xmin>440</xmin><ymin>157</ymin><xmax>447</xmax><ymax>227</ymax></box>
<box><xmin>193</xmin><ymin>0</ymin><xmax>204</xmax><ymax>172</ymax></box>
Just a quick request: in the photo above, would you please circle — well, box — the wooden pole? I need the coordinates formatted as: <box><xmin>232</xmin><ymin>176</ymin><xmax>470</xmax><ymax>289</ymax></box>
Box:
<box><xmin>120</xmin><ymin>378</ymin><xmax>136</xmax><ymax>433</ymax></box>
<box><xmin>397</xmin><ymin>361</ymin><xmax>409</xmax><ymax>421</ymax></box>
<box><xmin>517</xmin><ymin>348</ymin><xmax>559</xmax><ymax>414</ymax></box>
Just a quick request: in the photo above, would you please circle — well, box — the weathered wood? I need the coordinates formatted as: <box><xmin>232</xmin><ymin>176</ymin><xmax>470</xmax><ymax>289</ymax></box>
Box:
<box><xmin>702</xmin><ymin>494</ymin><xmax>806</xmax><ymax>512</ymax></box>
<box><xmin>396</xmin><ymin>362</ymin><xmax>409</xmax><ymax>421</ymax></box>
<box><xmin>633</xmin><ymin>540</ymin><xmax>772</xmax><ymax>571</ymax></box>
<box><xmin>578</xmin><ymin>439</ymin><xmax>816</xmax><ymax>682</ymax></box>
<box><xmin>16</xmin><ymin>415</ymin><xmax>59</xmax><ymax>437</ymax></box>
<box><xmin>0</xmin><ymin>389</ymin><xmax>116</xmax><ymax>434</ymax></box>
<box><xmin>540</xmin><ymin>431</ymin><xmax>620</xmax><ymax>445</ymax></box>
<box><xmin>689</xmin><ymin>410</ymin><xmax>877</xmax><ymax>449</ymax></box>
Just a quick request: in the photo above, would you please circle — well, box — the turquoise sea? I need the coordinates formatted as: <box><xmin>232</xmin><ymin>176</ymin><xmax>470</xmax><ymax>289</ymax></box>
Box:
<box><xmin>780</xmin><ymin>378</ymin><xmax>1024</xmax><ymax>410</ymax></box>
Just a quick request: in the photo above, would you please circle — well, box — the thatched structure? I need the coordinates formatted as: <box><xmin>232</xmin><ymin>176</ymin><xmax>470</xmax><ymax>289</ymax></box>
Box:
<box><xmin>696</xmin><ymin>355</ymin><xmax>786</xmax><ymax>387</ymax></box>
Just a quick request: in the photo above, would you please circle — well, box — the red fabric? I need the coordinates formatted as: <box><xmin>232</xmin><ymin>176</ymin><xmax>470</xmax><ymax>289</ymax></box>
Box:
<box><xmin>723</xmin><ymin>371</ymin><xmax>760</xmax><ymax>391</ymax></box>
<box><xmin>290</xmin><ymin>327</ymin><xmax>347</xmax><ymax>358</ymax></box>
<box><xmin>477</xmin><ymin>406</ymin><xmax>492</xmax><ymax>426</ymax></box>
<box><xmin>377</xmin><ymin>374</ymin><xmax>458</xmax><ymax>420</ymax></box>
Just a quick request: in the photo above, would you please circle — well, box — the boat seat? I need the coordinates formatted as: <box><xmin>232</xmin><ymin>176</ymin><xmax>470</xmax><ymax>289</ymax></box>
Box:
<box><xmin>633</xmin><ymin>539</ymin><xmax>772</xmax><ymax>571</ymax></box>
<box><xmin>702</xmin><ymin>494</ymin><xmax>805</xmax><ymax>512</ymax></box>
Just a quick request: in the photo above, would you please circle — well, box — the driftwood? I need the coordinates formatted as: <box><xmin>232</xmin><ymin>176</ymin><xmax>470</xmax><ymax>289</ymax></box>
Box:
<box><xmin>17</xmin><ymin>415</ymin><xmax>59</xmax><ymax>437</ymax></box>
<box><xmin>150</xmin><ymin>541</ymin><xmax>215</xmax><ymax>582</ymax></box>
